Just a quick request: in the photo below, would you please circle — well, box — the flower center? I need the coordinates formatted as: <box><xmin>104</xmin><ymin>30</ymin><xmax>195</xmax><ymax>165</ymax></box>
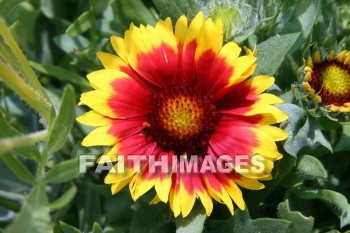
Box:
<box><xmin>143</xmin><ymin>85</ymin><xmax>221</xmax><ymax>155</ymax></box>
<box><xmin>310</xmin><ymin>61</ymin><xmax>350</xmax><ymax>105</ymax></box>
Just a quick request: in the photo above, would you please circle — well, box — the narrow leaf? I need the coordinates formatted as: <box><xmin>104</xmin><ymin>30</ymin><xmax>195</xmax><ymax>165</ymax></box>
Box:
<box><xmin>2</xmin><ymin>154</ymin><xmax>35</xmax><ymax>185</ymax></box>
<box><xmin>45</xmin><ymin>85</ymin><xmax>75</xmax><ymax>155</ymax></box>
<box><xmin>30</xmin><ymin>61</ymin><xmax>89</xmax><ymax>88</ymax></box>
<box><xmin>66</xmin><ymin>11</ymin><xmax>92</xmax><ymax>37</ymax></box>
<box><xmin>49</xmin><ymin>185</ymin><xmax>77</xmax><ymax>210</ymax></box>
<box><xmin>0</xmin><ymin>60</ymin><xmax>51</xmax><ymax>121</ymax></box>
<box><xmin>0</xmin><ymin>19</ymin><xmax>51</xmax><ymax>106</ymax></box>
<box><xmin>43</xmin><ymin>158</ymin><xmax>80</xmax><ymax>184</ymax></box>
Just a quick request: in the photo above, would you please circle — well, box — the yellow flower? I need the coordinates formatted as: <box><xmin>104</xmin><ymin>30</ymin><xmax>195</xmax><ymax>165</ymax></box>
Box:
<box><xmin>77</xmin><ymin>12</ymin><xmax>288</xmax><ymax>217</ymax></box>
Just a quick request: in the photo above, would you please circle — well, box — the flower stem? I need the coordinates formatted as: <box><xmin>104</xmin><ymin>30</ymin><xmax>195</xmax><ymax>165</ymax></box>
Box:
<box><xmin>0</xmin><ymin>130</ymin><xmax>47</xmax><ymax>157</ymax></box>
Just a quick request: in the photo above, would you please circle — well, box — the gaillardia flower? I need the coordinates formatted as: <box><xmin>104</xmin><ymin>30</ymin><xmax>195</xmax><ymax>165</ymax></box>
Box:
<box><xmin>77</xmin><ymin>12</ymin><xmax>288</xmax><ymax>217</ymax></box>
<box><xmin>301</xmin><ymin>49</ymin><xmax>350</xmax><ymax>116</ymax></box>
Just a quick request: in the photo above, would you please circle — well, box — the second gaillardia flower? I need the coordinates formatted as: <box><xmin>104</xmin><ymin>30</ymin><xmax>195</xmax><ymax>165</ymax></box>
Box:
<box><xmin>300</xmin><ymin>47</ymin><xmax>350</xmax><ymax>121</ymax></box>
<box><xmin>77</xmin><ymin>12</ymin><xmax>288</xmax><ymax>217</ymax></box>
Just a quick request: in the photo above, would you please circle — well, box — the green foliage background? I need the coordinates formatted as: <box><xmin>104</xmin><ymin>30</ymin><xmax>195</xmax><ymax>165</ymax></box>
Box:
<box><xmin>0</xmin><ymin>0</ymin><xmax>350</xmax><ymax>232</ymax></box>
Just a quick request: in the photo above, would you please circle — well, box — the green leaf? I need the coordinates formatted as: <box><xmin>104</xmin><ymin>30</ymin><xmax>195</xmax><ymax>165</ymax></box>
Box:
<box><xmin>45</xmin><ymin>85</ymin><xmax>75</xmax><ymax>155</ymax></box>
<box><xmin>176</xmin><ymin>202</ymin><xmax>206</xmax><ymax>233</ymax></box>
<box><xmin>254</xmin><ymin>32</ymin><xmax>300</xmax><ymax>76</ymax></box>
<box><xmin>281</xmin><ymin>0</ymin><xmax>320</xmax><ymax>52</ymax></box>
<box><xmin>206</xmin><ymin>209</ymin><xmax>291</xmax><ymax>233</ymax></box>
<box><xmin>0</xmin><ymin>19</ymin><xmax>52</xmax><ymax>107</ymax></box>
<box><xmin>6</xmin><ymin>184</ymin><xmax>51</xmax><ymax>233</ymax></box>
<box><xmin>153</xmin><ymin>0</ymin><xmax>199</xmax><ymax>22</ymax></box>
<box><xmin>278</xmin><ymin>200</ymin><xmax>314</xmax><ymax>233</ymax></box>
<box><xmin>66</xmin><ymin>11</ymin><xmax>92</xmax><ymax>37</ymax></box>
<box><xmin>251</xmin><ymin>219</ymin><xmax>291</xmax><ymax>233</ymax></box>
<box><xmin>296</xmin><ymin>154</ymin><xmax>327</xmax><ymax>180</ymax></box>
<box><xmin>278</xmin><ymin>104</ymin><xmax>333</xmax><ymax>156</ymax></box>
<box><xmin>116</xmin><ymin>0</ymin><xmax>157</xmax><ymax>26</ymax></box>
<box><xmin>307</xmin><ymin>117</ymin><xmax>333</xmax><ymax>153</ymax></box>
<box><xmin>49</xmin><ymin>185</ymin><xmax>77</xmax><ymax>210</ymax></box>
<box><xmin>93</xmin><ymin>222</ymin><xmax>104</xmax><ymax>233</ymax></box>
<box><xmin>0</xmin><ymin>111</ymin><xmax>40</xmax><ymax>160</ymax></box>
<box><xmin>335</xmin><ymin>125</ymin><xmax>350</xmax><ymax>152</ymax></box>
<box><xmin>30</xmin><ymin>61</ymin><xmax>89</xmax><ymax>88</ymax></box>
<box><xmin>60</xmin><ymin>222</ymin><xmax>82</xmax><ymax>233</ymax></box>
<box><xmin>43</xmin><ymin>158</ymin><xmax>80</xmax><ymax>184</ymax></box>
<box><xmin>278</xmin><ymin>103</ymin><xmax>308</xmax><ymax>157</ymax></box>
<box><xmin>244</xmin><ymin>154</ymin><xmax>296</xmax><ymax>209</ymax></box>
<box><xmin>294</xmin><ymin>186</ymin><xmax>350</xmax><ymax>228</ymax></box>
<box><xmin>2</xmin><ymin>154</ymin><xmax>35</xmax><ymax>185</ymax></box>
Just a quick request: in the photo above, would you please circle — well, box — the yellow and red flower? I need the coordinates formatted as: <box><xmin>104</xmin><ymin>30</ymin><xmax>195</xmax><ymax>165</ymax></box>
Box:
<box><xmin>77</xmin><ymin>12</ymin><xmax>288</xmax><ymax>217</ymax></box>
<box><xmin>302</xmin><ymin>49</ymin><xmax>350</xmax><ymax>114</ymax></box>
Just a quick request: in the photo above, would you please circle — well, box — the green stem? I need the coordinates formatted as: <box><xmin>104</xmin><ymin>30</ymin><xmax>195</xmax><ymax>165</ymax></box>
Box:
<box><xmin>0</xmin><ymin>130</ymin><xmax>47</xmax><ymax>157</ymax></box>
<box><xmin>0</xmin><ymin>18</ymin><xmax>51</xmax><ymax>106</ymax></box>
<box><xmin>0</xmin><ymin>60</ymin><xmax>51</xmax><ymax>121</ymax></box>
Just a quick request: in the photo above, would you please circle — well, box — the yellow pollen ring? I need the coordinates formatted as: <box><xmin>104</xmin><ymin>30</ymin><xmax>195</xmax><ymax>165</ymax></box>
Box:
<box><xmin>320</xmin><ymin>65</ymin><xmax>350</xmax><ymax>96</ymax></box>
<box><xmin>160</xmin><ymin>96</ymin><xmax>203</xmax><ymax>138</ymax></box>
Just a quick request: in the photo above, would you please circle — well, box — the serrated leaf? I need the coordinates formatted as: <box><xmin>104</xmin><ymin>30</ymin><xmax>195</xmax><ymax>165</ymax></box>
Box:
<box><xmin>60</xmin><ymin>222</ymin><xmax>82</xmax><ymax>233</ymax></box>
<box><xmin>278</xmin><ymin>200</ymin><xmax>314</xmax><ymax>233</ymax></box>
<box><xmin>0</xmin><ymin>111</ymin><xmax>40</xmax><ymax>160</ymax></box>
<box><xmin>296</xmin><ymin>154</ymin><xmax>327</xmax><ymax>179</ymax></box>
<box><xmin>45</xmin><ymin>85</ymin><xmax>75</xmax><ymax>155</ymax></box>
<box><xmin>294</xmin><ymin>186</ymin><xmax>350</xmax><ymax>228</ymax></box>
<box><xmin>254</xmin><ymin>32</ymin><xmax>300</xmax><ymax>76</ymax></box>
<box><xmin>30</xmin><ymin>61</ymin><xmax>89</xmax><ymax>88</ymax></box>
<box><xmin>206</xmin><ymin>209</ymin><xmax>291</xmax><ymax>233</ymax></box>
<box><xmin>176</xmin><ymin>203</ymin><xmax>206</xmax><ymax>233</ymax></box>
<box><xmin>43</xmin><ymin>158</ymin><xmax>80</xmax><ymax>184</ymax></box>
<box><xmin>6</xmin><ymin>184</ymin><xmax>51</xmax><ymax>233</ymax></box>
<box><xmin>307</xmin><ymin>117</ymin><xmax>333</xmax><ymax>153</ymax></box>
<box><xmin>49</xmin><ymin>185</ymin><xmax>77</xmax><ymax>210</ymax></box>
<box><xmin>2</xmin><ymin>154</ymin><xmax>35</xmax><ymax>185</ymax></box>
<box><xmin>335</xmin><ymin>125</ymin><xmax>350</xmax><ymax>152</ymax></box>
<box><xmin>66</xmin><ymin>11</ymin><xmax>92</xmax><ymax>37</ymax></box>
<box><xmin>278</xmin><ymin>103</ymin><xmax>308</xmax><ymax>157</ymax></box>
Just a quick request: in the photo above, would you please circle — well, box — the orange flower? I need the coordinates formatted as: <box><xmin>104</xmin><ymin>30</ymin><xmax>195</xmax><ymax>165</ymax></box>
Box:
<box><xmin>77</xmin><ymin>12</ymin><xmax>288</xmax><ymax>217</ymax></box>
